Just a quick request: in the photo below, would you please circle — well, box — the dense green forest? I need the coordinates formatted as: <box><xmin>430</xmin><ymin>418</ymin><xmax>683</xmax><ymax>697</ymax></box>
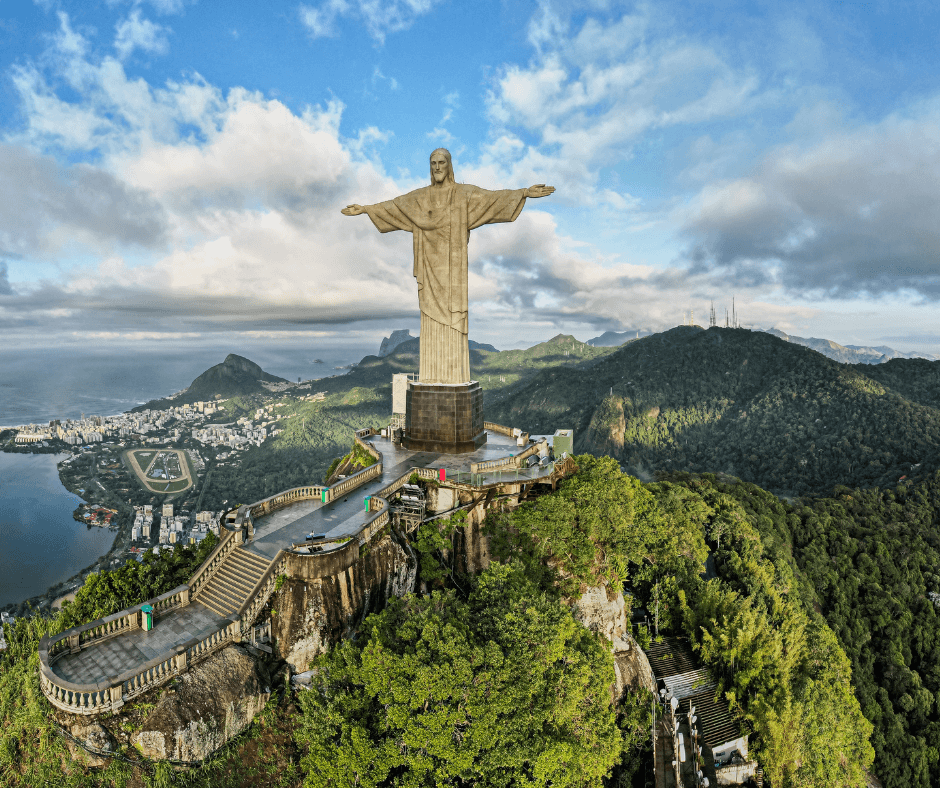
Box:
<box><xmin>487</xmin><ymin>325</ymin><xmax>940</xmax><ymax>497</ymax></box>
<box><xmin>482</xmin><ymin>456</ymin><xmax>873</xmax><ymax>787</ymax></box>
<box><xmin>17</xmin><ymin>451</ymin><xmax>940</xmax><ymax>786</ymax></box>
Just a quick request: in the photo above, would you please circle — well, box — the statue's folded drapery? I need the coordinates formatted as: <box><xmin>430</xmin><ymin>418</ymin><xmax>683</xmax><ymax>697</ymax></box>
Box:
<box><xmin>365</xmin><ymin>184</ymin><xmax>527</xmax><ymax>384</ymax></box>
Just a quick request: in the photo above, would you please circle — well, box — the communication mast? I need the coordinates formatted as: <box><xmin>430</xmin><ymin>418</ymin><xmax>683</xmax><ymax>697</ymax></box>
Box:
<box><xmin>709</xmin><ymin>301</ymin><xmax>716</xmax><ymax>327</ymax></box>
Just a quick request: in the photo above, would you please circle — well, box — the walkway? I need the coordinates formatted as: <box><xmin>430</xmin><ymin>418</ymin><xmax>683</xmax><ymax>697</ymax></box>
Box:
<box><xmin>49</xmin><ymin>428</ymin><xmax>548</xmax><ymax>688</ymax></box>
<box><xmin>246</xmin><ymin>430</ymin><xmax>529</xmax><ymax>561</ymax></box>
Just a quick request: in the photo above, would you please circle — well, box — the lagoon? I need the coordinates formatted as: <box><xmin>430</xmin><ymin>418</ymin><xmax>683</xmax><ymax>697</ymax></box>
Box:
<box><xmin>0</xmin><ymin>452</ymin><xmax>115</xmax><ymax>607</ymax></box>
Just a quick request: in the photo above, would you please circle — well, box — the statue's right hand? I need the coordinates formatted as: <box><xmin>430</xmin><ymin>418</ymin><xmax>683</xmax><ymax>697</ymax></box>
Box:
<box><xmin>341</xmin><ymin>204</ymin><xmax>365</xmax><ymax>216</ymax></box>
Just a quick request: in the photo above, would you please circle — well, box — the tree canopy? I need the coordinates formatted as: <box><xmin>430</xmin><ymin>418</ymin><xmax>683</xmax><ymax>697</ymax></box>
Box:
<box><xmin>295</xmin><ymin>562</ymin><xmax>625</xmax><ymax>788</ymax></box>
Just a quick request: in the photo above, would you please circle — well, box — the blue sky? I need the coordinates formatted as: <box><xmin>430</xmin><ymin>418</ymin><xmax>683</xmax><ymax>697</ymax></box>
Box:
<box><xmin>3</xmin><ymin>0</ymin><xmax>940</xmax><ymax>354</ymax></box>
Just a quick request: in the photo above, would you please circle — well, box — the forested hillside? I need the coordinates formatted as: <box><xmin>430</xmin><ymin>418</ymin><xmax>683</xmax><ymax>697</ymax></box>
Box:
<box><xmin>656</xmin><ymin>471</ymin><xmax>940</xmax><ymax>788</ymax></box>
<box><xmin>487</xmin><ymin>326</ymin><xmax>940</xmax><ymax>497</ymax></box>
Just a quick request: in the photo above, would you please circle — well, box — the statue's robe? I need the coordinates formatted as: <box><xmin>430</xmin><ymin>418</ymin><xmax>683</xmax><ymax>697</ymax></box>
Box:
<box><xmin>365</xmin><ymin>183</ymin><xmax>527</xmax><ymax>383</ymax></box>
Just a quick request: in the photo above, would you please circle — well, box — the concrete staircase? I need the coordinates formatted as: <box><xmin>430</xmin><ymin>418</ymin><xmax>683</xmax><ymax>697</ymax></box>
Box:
<box><xmin>194</xmin><ymin>547</ymin><xmax>272</xmax><ymax>617</ymax></box>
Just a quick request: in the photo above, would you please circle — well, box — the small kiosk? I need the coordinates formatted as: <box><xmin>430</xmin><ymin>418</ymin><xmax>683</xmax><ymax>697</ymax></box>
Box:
<box><xmin>141</xmin><ymin>604</ymin><xmax>154</xmax><ymax>632</ymax></box>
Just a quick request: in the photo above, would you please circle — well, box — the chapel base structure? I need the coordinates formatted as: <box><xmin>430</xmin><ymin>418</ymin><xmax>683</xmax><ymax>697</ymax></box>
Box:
<box><xmin>403</xmin><ymin>381</ymin><xmax>486</xmax><ymax>454</ymax></box>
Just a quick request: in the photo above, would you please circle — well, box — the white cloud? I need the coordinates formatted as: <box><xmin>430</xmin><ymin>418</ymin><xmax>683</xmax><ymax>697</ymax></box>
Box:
<box><xmin>481</xmin><ymin>5</ymin><xmax>761</xmax><ymax>209</ymax></box>
<box><xmin>114</xmin><ymin>9</ymin><xmax>170</xmax><ymax>60</ymax></box>
<box><xmin>680</xmin><ymin>100</ymin><xmax>940</xmax><ymax>299</ymax></box>
<box><xmin>298</xmin><ymin>0</ymin><xmax>442</xmax><ymax>44</ymax></box>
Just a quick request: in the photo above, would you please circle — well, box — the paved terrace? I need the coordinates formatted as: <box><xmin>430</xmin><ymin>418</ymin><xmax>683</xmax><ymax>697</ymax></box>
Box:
<box><xmin>246</xmin><ymin>429</ymin><xmax>529</xmax><ymax>561</ymax></box>
<box><xmin>47</xmin><ymin>428</ymin><xmax>561</xmax><ymax>689</ymax></box>
<box><xmin>52</xmin><ymin>603</ymin><xmax>229</xmax><ymax>684</ymax></box>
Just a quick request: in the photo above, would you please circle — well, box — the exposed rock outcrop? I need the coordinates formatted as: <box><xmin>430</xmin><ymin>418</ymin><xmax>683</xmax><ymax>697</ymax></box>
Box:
<box><xmin>67</xmin><ymin>722</ymin><xmax>116</xmax><ymax>767</ymax></box>
<box><xmin>271</xmin><ymin>532</ymin><xmax>417</xmax><ymax>672</ymax></box>
<box><xmin>379</xmin><ymin>329</ymin><xmax>415</xmax><ymax>357</ymax></box>
<box><xmin>571</xmin><ymin>585</ymin><xmax>655</xmax><ymax>698</ymax></box>
<box><xmin>131</xmin><ymin>645</ymin><xmax>271</xmax><ymax>762</ymax></box>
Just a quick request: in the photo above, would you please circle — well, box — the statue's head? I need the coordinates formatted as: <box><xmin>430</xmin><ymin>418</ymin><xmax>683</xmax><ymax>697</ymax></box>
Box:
<box><xmin>430</xmin><ymin>148</ymin><xmax>455</xmax><ymax>185</ymax></box>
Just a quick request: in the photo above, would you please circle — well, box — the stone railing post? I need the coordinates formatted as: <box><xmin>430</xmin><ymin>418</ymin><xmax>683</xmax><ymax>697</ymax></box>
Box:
<box><xmin>68</xmin><ymin>633</ymin><xmax>80</xmax><ymax>654</ymax></box>
<box><xmin>229</xmin><ymin>620</ymin><xmax>242</xmax><ymax>643</ymax></box>
<box><xmin>179</xmin><ymin>587</ymin><xmax>190</xmax><ymax>607</ymax></box>
<box><xmin>174</xmin><ymin>645</ymin><xmax>188</xmax><ymax>672</ymax></box>
<box><xmin>109</xmin><ymin>682</ymin><xmax>124</xmax><ymax>711</ymax></box>
<box><xmin>235</xmin><ymin>528</ymin><xmax>244</xmax><ymax>544</ymax></box>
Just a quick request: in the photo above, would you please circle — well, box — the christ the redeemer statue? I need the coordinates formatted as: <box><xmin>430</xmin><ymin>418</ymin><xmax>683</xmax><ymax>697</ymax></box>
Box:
<box><xmin>342</xmin><ymin>148</ymin><xmax>554</xmax><ymax>384</ymax></box>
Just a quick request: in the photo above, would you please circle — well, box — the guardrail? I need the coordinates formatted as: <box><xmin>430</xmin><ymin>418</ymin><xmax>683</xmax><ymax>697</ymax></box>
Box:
<box><xmin>483</xmin><ymin>421</ymin><xmax>514</xmax><ymax>437</ymax></box>
<box><xmin>327</xmin><ymin>461</ymin><xmax>383</xmax><ymax>501</ymax></box>
<box><xmin>236</xmin><ymin>552</ymin><xmax>288</xmax><ymax>628</ymax></box>
<box><xmin>470</xmin><ymin>455</ymin><xmax>515</xmax><ymax>473</ymax></box>
<box><xmin>249</xmin><ymin>486</ymin><xmax>327</xmax><ymax>519</ymax></box>
<box><xmin>188</xmin><ymin>529</ymin><xmax>236</xmax><ymax>599</ymax></box>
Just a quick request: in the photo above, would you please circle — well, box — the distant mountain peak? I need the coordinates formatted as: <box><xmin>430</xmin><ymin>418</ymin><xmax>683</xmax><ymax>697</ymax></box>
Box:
<box><xmin>379</xmin><ymin>330</ymin><xmax>415</xmax><ymax>358</ymax></box>
<box><xmin>763</xmin><ymin>327</ymin><xmax>938</xmax><ymax>364</ymax></box>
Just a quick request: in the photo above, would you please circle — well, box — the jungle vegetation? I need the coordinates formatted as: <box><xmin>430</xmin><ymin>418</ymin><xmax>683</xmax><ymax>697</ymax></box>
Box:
<box><xmin>487</xmin><ymin>325</ymin><xmax>940</xmax><ymax>498</ymax></box>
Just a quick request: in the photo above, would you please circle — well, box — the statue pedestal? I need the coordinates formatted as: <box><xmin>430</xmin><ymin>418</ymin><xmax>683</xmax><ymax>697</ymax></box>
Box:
<box><xmin>404</xmin><ymin>381</ymin><xmax>486</xmax><ymax>454</ymax></box>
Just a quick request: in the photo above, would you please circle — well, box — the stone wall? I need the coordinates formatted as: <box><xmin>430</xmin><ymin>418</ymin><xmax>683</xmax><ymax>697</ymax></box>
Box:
<box><xmin>271</xmin><ymin>531</ymin><xmax>417</xmax><ymax>672</ymax></box>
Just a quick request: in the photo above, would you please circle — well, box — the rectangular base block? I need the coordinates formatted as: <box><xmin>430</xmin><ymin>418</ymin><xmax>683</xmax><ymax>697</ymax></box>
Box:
<box><xmin>404</xmin><ymin>381</ymin><xmax>486</xmax><ymax>455</ymax></box>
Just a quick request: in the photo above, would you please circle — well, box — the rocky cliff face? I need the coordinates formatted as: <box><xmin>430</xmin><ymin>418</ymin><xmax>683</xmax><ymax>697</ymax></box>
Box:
<box><xmin>131</xmin><ymin>645</ymin><xmax>277</xmax><ymax>762</ymax></box>
<box><xmin>271</xmin><ymin>531</ymin><xmax>417</xmax><ymax>672</ymax></box>
<box><xmin>571</xmin><ymin>584</ymin><xmax>655</xmax><ymax>698</ymax></box>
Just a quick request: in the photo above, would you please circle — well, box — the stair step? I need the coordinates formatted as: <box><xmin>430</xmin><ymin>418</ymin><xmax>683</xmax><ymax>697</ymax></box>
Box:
<box><xmin>229</xmin><ymin>557</ymin><xmax>269</xmax><ymax>580</ymax></box>
<box><xmin>198</xmin><ymin>588</ymin><xmax>236</xmax><ymax>617</ymax></box>
<box><xmin>200</xmin><ymin>582</ymin><xmax>239</xmax><ymax>608</ymax></box>
<box><xmin>215</xmin><ymin>565</ymin><xmax>259</xmax><ymax>592</ymax></box>
<box><xmin>235</xmin><ymin>549</ymin><xmax>271</xmax><ymax>570</ymax></box>
<box><xmin>209</xmin><ymin>573</ymin><xmax>253</xmax><ymax>600</ymax></box>
<box><xmin>215</xmin><ymin>562</ymin><xmax>260</xmax><ymax>589</ymax></box>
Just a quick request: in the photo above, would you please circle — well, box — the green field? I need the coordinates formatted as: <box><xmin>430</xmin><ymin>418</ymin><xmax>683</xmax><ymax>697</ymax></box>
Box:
<box><xmin>124</xmin><ymin>448</ymin><xmax>193</xmax><ymax>494</ymax></box>
<box><xmin>131</xmin><ymin>450</ymin><xmax>154</xmax><ymax>466</ymax></box>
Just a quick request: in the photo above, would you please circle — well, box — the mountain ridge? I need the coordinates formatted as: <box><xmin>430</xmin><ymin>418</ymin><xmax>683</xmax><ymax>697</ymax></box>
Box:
<box><xmin>132</xmin><ymin>354</ymin><xmax>289</xmax><ymax>411</ymax></box>
<box><xmin>487</xmin><ymin>325</ymin><xmax>940</xmax><ymax>497</ymax></box>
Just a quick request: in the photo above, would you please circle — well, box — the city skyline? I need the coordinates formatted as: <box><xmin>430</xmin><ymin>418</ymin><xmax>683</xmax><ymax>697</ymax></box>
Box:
<box><xmin>2</xmin><ymin>0</ymin><xmax>940</xmax><ymax>353</ymax></box>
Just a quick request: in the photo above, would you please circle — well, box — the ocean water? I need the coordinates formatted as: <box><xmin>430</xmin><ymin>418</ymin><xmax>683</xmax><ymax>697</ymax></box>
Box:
<box><xmin>0</xmin><ymin>453</ymin><xmax>115</xmax><ymax>607</ymax></box>
<box><xmin>0</xmin><ymin>344</ymin><xmax>372</xmax><ymax>427</ymax></box>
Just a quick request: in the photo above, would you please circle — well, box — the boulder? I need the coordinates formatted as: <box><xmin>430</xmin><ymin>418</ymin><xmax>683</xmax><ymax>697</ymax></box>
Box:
<box><xmin>571</xmin><ymin>585</ymin><xmax>655</xmax><ymax>698</ymax></box>
<box><xmin>132</xmin><ymin>645</ymin><xmax>270</xmax><ymax>762</ymax></box>
<box><xmin>67</xmin><ymin>722</ymin><xmax>115</xmax><ymax>767</ymax></box>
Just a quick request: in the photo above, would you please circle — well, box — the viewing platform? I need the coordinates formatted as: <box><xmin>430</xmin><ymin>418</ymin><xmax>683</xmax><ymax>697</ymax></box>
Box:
<box><xmin>39</xmin><ymin>423</ymin><xmax>576</xmax><ymax>717</ymax></box>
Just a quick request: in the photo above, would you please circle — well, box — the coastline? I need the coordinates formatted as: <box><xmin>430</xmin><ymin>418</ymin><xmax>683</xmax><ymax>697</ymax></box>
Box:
<box><xmin>0</xmin><ymin>447</ymin><xmax>126</xmax><ymax>617</ymax></box>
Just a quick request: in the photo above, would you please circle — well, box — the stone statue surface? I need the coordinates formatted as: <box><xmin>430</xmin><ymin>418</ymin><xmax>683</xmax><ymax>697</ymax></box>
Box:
<box><xmin>343</xmin><ymin>149</ymin><xmax>554</xmax><ymax>384</ymax></box>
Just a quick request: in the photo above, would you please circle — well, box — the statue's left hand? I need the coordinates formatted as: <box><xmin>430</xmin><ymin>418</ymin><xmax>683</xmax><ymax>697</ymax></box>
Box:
<box><xmin>525</xmin><ymin>184</ymin><xmax>555</xmax><ymax>199</ymax></box>
<box><xmin>341</xmin><ymin>204</ymin><xmax>365</xmax><ymax>216</ymax></box>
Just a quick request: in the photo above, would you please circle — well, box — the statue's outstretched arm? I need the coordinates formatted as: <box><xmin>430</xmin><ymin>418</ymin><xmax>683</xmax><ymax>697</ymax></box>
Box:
<box><xmin>524</xmin><ymin>185</ymin><xmax>555</xmax><ymax>199</ymax></box>
<box><xmin>341</xmin><ymin>204</ymin><xmax>366</xmax><ymax>216</ymax></box>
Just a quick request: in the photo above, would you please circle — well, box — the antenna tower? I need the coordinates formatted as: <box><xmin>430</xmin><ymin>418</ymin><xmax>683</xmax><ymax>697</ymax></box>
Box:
<box><xmin>709</xmin><ymin>301</ymin><xmax>716</xmax><ymax>327</ymax></box>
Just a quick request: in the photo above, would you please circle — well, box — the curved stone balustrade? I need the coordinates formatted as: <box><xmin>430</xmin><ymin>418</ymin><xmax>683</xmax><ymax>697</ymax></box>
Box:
<box><xmin>328</xmin><ymin>461</ymin><xmax>383</xmax><ymax>501</ymax></box>
<box><xmin>249</xmin><ymin>486</ymin><xmax>327</xmax><ymax>519</ymax></box>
